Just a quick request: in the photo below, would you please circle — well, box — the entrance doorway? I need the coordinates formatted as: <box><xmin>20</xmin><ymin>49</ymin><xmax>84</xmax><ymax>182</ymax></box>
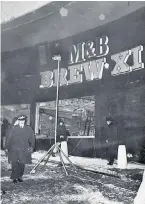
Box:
<box><xmin>35</xmin><ymin>96</ymin><xmax>96</xmax><ymax>139</ymax></box>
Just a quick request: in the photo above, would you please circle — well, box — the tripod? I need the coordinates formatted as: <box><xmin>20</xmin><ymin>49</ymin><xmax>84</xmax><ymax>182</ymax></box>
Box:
<box><xmin>30</xmin><ymin>141</ymin><xmax>76</xmax><ymax>175</ymax></box>
<box><xmin>30</xmin><ymin>54</ymin><xmax>76</xmax><ymax>175</ymax></box>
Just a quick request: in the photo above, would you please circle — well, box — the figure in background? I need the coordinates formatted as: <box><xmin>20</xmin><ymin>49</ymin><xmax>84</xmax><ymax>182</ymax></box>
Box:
<box><xmin>106</xmin><ymin>117</ymin><xmax>118</xmax><ymax>165</ymax></box>
<box><xmin>83</xmin><ymin>110</ymin><xmax>93</xmax><ymax>136</ymax></box>
<box><xmin>139</xmin><ymin>126</ymin><xmax>145</xmax><ymax>164</ymax></box>
<box><xmin>0</xmin><ymin>119</ymin><xmax>3</xmax><ymax>148</ymax></box>
<box><xmin>57</xmin><ymin>119</ymin><xmax>69</xmax><ymax>163</ymax></box>
<box><xmin>57</xmin><ymin>119</ymin><xmax>68</xmax><ymax>143</ymax></box>
<box><xmin>5</xmin><ymin>117</ymin><xmax>18</xmax><ymax>140</ymax></box>
<box><xmin>1</xmin><ymin>118</ymin><xmax>10</xmax><ymax>149</ymax></box>
<box><xmin>5</xmin><ymin>115</ymin><xmax>35</xmax><ymax>184</ymax></box>
<box><xmin>52</xmin><ymin>119</ymin><xmax>69</xmax><ymax>162</ymax></box>
<box><xmin>4</xmin><ymin>117</ymin><xmax>18</xmax><ymax>171</ymax></box>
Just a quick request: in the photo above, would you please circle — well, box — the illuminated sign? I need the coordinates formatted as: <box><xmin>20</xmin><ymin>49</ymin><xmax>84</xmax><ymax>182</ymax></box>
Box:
<box><xmin>39</xmin><ymin>36</ymin><xmax>144</xmax><ymax>88</ymax></box>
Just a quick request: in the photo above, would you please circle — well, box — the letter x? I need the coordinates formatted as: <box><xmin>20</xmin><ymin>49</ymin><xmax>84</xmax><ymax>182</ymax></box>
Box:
<box><xmin>111</xmin><ymin>50</ymin><xmax>131</xmax><ymax>76</ymax></box>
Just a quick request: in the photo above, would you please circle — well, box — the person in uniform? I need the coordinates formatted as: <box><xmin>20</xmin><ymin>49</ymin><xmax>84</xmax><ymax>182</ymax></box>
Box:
<box><xmin>5</xmin><ymin>115</ymin><xmax>35</xmax><ymax>184</ymax></box>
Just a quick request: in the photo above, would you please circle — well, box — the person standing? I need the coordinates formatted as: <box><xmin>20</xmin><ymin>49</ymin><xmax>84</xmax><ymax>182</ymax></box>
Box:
<box><xmin>106</xmin><ymin>117</ymin><xmax>118</xmax><ymax>165</ymax></box>
<box><xmin>1</xmin><ymin>118</ymin><xmax>10</xmax><ymax>149</ymax></box>
<box><xmin>5</xmin><ymin>117</ymin><xmax>19</xmax><ymax>171</ymax></box>
<box><xmin>55</xmin><ymin>119</ymin><xmax>69</xmax><ymax>163</ymax></box>
<box><xmin>5</xmin><ymin>117</ymin><xmax>18</xmax><ymax>141</ymax></box>
<box><xmin>57</xmin><ymin>119</ymin><xmax>68</xmax><ymax>143</ymax></box>
<box><xmin>5</xmin><ymin>115</ymin><xmax>35</xmax><ymax>184</ymax></box>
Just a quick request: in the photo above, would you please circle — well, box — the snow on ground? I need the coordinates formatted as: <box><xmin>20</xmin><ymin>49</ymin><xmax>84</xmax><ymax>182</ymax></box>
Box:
<box><xmin>3</xmin><ymin>149</ymin><xmax>144</xmax><ymax>171</ymax></box>
<box><xmin>32</xmin><ymin>150</ymin><xmax>145</xmax><ymax>170</ymax></box>
<box><xmin>67</xmin><ymin>155</ymin><xmax>145</xmax><ymax>170</ymax></box>
<box><xmin>1</xmin><ymin>150</ymin><xmax>141</xmax><ymax>204</ymax></box>
<box><xmin>32</xmin><ymin>150</ymin><xmax>47</xmax><ymax>163</ymax></box>
<box><xmin>2</xmin><ymin>183</ymin><xmax>125</xmax><ymax>204</ymax></box>
<box><xmin>56</xmin><ymin>184</ymin><xmax>124</xmax><ymax>204</ymax></box>
<box><xmin>134</xmin><ymin>171</ymin><xmax>145</xmax><ymax>204</ymax></box>
<box><xmin>1</xmin><ymin>150</ymin><xmax>8</xmax><ymax>167</ymax></box>
<box><xmin>1</xmin><ymin>172</ymin><xmax>58</xmax><ymax>182</ymax></box>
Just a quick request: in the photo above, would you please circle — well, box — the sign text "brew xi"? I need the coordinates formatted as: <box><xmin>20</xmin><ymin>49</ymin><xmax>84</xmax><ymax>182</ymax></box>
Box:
<box><xmin>39</xmin><ymin>36</ymin><xmax>144</xmax><ymax>88</ymax></box>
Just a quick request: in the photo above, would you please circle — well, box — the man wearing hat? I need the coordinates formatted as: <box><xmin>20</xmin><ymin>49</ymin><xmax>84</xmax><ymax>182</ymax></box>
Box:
<box><xmin>5</xmin><ymin>115</ymin><xmax>35</xmax><ymax>184</ymax></box>
<box><xmin>106</xmin><ymin>117</ymin><xmax>118</xmax><ymax>165</ymax></box>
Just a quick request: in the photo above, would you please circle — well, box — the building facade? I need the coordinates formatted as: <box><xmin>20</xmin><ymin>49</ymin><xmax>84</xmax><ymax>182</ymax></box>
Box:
<box><xmin>1</xmin><ymin>2</ymin><xmax>145</xmax><ymax>162</ymax></box>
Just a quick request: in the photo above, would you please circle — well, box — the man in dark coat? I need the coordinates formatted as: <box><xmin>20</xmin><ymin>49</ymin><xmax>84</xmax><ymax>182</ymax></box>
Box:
<box><xmin>52</xmin><ymin>119</ymin><xmax>69</xmax><ymax>158</ymax></box>
<box><xmin>5</xmin><ymin>115</ymin><xmax>35</xmax><ymax>184</ymax></box>
<box><xmin>57</xmin><ymin>119</ymin><xmax>68</xmax><ymax>143</ymax></box>
<box><xmin>55</xmin><ymin>119</ymin><xmax>69</xmax><ymax>165</ymax></box>
<box><xmin>106</xmin><ymin>117</ymin><xmax>118</xmax><ymax>165</ymax></box>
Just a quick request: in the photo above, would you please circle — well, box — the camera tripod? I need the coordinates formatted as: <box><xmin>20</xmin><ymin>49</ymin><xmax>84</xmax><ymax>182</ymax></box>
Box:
<box><xmin>30</xmin><ymin>142</ymin><xmax>76</xmax><ymax>175</ymax></box>
<box><xmin>30</xmin><ymin>54</ymin><xmax>77</xmax><ymax>175</ymax></box>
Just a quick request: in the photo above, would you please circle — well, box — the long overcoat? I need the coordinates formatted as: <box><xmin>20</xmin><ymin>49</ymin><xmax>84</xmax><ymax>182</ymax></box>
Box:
<box><xmin>5</xmin><ymin>125</ymin><xmax>35</xmax><ymax>164</ymax></box>
<box><xmin>106</xmin><ymin>122</ymin><xmax>118</xmax><ymax>144</ymax></box>
<box><xmin>106</xmin><ymin>122</ymin><xmax>119</xmax><ymax>156</ymax></box>
<box><xmin>57</xmin><ymin>125</ymin><xmax>67</xmax><ymax>142</ymax></box>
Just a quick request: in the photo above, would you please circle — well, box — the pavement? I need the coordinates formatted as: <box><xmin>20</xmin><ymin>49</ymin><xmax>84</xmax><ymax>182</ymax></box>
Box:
<box><xmin>1</xmin><ymin>150</ymin><xmax>144</xmax><ymax>204</ymax></box>
<box><xmin>32</xmin><ymin>151</ymin><xmax>145</xmax><ymax>181</ymax></box>
<box><xmin>68</xmin><ymin>156</ymin><xmax>145</xmax><ymax>181</ymax></box>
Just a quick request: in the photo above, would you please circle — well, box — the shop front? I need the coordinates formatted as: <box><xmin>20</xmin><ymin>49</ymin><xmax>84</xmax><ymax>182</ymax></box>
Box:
<box><xmin>1</xmin><ymin>7</ymin><xmax>145</xmax><ymax>162</ymax></box>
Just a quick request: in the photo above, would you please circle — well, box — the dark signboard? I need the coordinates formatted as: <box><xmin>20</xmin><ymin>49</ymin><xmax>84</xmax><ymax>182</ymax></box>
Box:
<box><xmin>1</xmin><ymin>7</ymin><xmax>145</xmax><ymax>105</ymax></box>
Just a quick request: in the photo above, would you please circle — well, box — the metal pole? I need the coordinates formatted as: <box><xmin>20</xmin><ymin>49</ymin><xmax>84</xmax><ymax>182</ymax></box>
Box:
<box><xmin>30</xmin><ymin>144</ymin><xmax>55</xmax><ymax>173</ymax></box>
<box><xmin>54</xmin><ymin>56</ymin><xmax>61</xmax><ymax>147</ymax></box>
<box><xmin>59</xmin><ymin>150</ymin><xmax>69</xmax><ymax>176</ymax></box>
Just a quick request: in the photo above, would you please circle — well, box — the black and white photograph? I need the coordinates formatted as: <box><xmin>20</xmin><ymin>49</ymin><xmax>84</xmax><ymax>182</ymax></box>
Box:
<box><xmin>1</xmin><ymin>1</ymin><xmax>145</xmax><ymax>204</ymax></box>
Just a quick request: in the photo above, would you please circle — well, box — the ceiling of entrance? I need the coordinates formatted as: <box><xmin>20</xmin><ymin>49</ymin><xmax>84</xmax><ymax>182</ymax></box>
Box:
<box><xmin>1</xmin><ymin>1</ymin><xmax>145</xmax><ymax>52</ymax></box>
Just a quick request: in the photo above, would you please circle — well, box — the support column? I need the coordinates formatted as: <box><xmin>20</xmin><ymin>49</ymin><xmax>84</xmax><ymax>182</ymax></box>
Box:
<box><xmin>35</xmin><ymin>104</ymin><xmax>39</xmax><ymax>134</ymax></box>
<box><xmin>30</xmin><ymin>101</ymin><xmax>36</xmax><ymax>132</ymax></box>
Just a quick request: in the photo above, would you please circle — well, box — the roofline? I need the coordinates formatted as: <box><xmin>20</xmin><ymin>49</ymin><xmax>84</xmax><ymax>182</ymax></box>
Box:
<box><xmin>1</xmin><ymin>1</ymin><xmax>73</xmax><ymax>32</ymax></box>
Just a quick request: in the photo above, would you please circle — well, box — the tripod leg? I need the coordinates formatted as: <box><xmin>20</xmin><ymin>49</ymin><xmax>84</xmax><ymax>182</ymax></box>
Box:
<box><xmin>58</xmin><ymin>147</ymin><xmax>77</xmax><ymax>169</ymax></box>
<box><xmin>43</xmin><ymin>146</ymin><xmax>55</xmax><ymax>168</ymax></box>
<box><xmin>30</xmin><ymin>144</ymin><xmax>55</xmax><ymax>174</ymax></box>
<box><xmin>59</xmin><ymin>150</ymin><xmax>68</xmax><ymax>176</ymax></box>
